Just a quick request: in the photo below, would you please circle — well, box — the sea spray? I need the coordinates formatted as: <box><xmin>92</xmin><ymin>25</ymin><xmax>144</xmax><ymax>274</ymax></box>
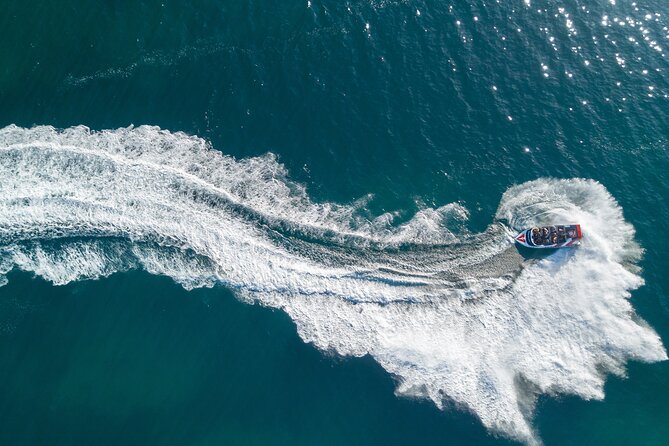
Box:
<box><xmin>0</xmin><ymin>125</ymin><xmax>665</xmax><ymax>444</ymax></box>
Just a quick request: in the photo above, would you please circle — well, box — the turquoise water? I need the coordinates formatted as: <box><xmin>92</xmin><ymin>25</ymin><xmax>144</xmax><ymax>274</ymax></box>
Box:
<box><xmin>1</xmin><ymin>1</ymin><xmax>668</xmax><ymax>444</ymax></box>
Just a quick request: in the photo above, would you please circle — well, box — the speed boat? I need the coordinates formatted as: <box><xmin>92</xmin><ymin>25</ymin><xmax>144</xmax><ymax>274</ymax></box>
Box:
<box><xmin>515</xmin><ymin>224</ymin><xmax>582</xmax><ymax>249</ymax></box>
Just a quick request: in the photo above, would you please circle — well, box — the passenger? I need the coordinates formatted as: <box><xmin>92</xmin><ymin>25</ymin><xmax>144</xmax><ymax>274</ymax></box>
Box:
<box><xmin>538</xmin><ymin>227</ymin><xmax>548</xmax><ymax>245</ymax></box>
<box><xmin>531</xmin><ymin>227</ymin><xmax>540</xmax><ymax>243</ymax></box>
<box><xmin>550</xmin><ymin>234</ymin><xmax>558</xmax><ymax>244</ymax></box>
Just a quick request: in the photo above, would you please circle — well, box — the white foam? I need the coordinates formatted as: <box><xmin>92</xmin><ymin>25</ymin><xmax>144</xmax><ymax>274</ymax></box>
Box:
<box><xmin>0</xmin><ymin>125</ymin><xmax>665</xmax><ymax>444</ymax></box>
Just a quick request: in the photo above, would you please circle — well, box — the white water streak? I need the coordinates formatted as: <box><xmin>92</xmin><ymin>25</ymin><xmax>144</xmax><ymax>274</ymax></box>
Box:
<box><xmin>0</xmin><ymin>125</ymin><xmax>665</xmax><ymax>444</ymax></box>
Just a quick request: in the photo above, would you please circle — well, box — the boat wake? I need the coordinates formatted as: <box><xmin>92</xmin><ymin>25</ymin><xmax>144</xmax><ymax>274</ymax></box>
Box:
<box><xmin>0</xmin><ymin>125</ymin><xmax>665</xmax><ymax>444</ymax></box>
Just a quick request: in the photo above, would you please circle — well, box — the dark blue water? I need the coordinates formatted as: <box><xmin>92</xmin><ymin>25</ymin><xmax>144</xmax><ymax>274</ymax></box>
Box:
<box><xmin>1</xmin><ymin>1</ymin><xmax>668</xmax><ymax>444</ymax></box>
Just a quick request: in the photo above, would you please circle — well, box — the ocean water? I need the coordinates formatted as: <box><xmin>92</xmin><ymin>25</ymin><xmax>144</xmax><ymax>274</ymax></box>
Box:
<box><xmin>1</xmin><ymin>1</ymin><xmax>668</xmax><ymax>445</ymax></box>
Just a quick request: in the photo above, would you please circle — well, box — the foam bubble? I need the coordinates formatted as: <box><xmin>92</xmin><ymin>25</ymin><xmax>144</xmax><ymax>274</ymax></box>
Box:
<box><xmin>0</xmin><ymin>125</ymin><xmax>665</xmax><ymax>444</ymax></box>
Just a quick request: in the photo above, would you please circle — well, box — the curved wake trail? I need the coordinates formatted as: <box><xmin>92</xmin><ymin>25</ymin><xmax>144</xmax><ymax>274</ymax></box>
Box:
<box><xmin>0</xmin><ymin>125</ymin><xmax>665</xmax><ymax>444</ymax></box>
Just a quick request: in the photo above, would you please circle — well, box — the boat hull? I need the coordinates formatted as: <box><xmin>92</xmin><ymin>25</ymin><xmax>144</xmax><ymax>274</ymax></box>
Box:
<box><xmin>515</xmin><ymin>224</ymin><xmax>582</xmax><ymax>249</ymax></box>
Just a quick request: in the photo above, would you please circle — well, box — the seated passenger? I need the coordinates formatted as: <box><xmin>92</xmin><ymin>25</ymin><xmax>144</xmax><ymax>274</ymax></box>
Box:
<box><xmin>550</xmin><ymin>234</ymin><xmax>558</xmax><ymax>244</ymax></box>
<box><xmin>531</xmin><ymin>227</ymin><xmax>540</xmax><ymax>243</ymax></box>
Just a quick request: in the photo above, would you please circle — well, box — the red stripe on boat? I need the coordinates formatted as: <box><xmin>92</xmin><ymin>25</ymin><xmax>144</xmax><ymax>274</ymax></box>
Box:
<box><xmin>576</xmin><ymin>224</ymin><xmax>582</xmax><ymax>239</ymax></box>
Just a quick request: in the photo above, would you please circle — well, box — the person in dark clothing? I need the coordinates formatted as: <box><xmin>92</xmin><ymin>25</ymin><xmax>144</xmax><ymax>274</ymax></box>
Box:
<box><xmin>531</xmin><ymin>227</ymin><xmax>541</xmax><ymax>244</ymax></box>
